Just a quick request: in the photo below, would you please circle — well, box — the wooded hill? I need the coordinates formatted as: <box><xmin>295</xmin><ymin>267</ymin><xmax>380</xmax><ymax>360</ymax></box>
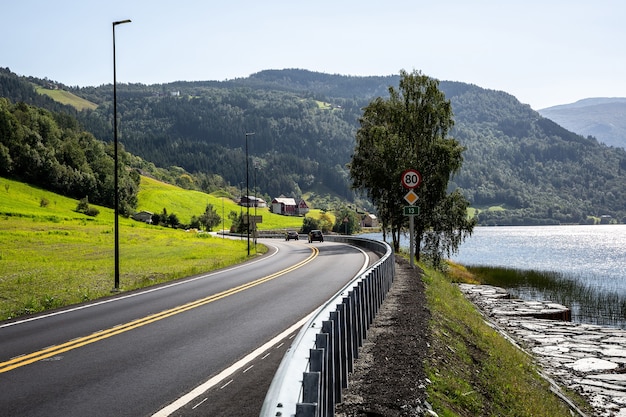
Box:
<box><xmin>1</xmin><ymin>67</ymin><xmax>625</xmax><ymax>225</ymax></box>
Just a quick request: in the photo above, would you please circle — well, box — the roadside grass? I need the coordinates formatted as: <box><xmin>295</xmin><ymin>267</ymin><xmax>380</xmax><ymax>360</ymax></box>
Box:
<box><xmin>422</xmin><ymin>261</ymin><xmax>592</xmax><ymax>416</ymax></box>
<box><xmin>0</xmin><ymin>176</ymin><xmax>273</xmax><ymax>320</ymax></box>
<box><xmin>0</xmin><ymin>215</ymin><xmax>255</xmax><ymax>320</ymax></box>
<box><xmin>0</xmin><ymin>175</ymin><xmax>332</xmax><ymax>320</ymax></box>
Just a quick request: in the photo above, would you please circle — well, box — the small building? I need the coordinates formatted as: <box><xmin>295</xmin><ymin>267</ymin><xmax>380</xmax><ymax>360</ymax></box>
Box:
<box><xmin>297</xmin><ymin>199</ymin><xmax>310</xmax><ymax>216</ymax></box>
<box><xmin>271</xmin><ymin>197</ymin><xmax>309</xmax><ymax>216</ymax></box>
<box><xmin>132</xmin><ymin>210</ymin><xmax>153</xmax><ymax>224</ymax></box>
<box><xmin>362</xmin><ymin>213</ymin><xmax>379</xmax><ymax>227</ymax></box>
<box><xmin>239</xmin><ymin>195</ymin><xmax>267</xmax><ymax>208</ymax></box>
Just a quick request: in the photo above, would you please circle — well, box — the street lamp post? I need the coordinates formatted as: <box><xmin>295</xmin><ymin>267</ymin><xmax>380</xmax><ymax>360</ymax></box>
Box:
<box><xmin>253</xmin><ymin>161</ymin><xmax>257</xmax><ymax>250</ymax></box>
<box><xmin>112</xmin><ymin>19</ymin><xmax>131</xmax><ymax>291</ymax></box>
<box><xmin>245</xmin><ymin>132</ymin><xmax>255</xmax><ymax>256</ymax></box>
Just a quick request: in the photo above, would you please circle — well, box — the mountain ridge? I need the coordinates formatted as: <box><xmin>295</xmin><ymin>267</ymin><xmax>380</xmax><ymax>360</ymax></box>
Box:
<box><xmin>2</xmin><ymin>67</ymin><xmax>625</xmax><ymax>225</ymax></box>
<box><xmin>538</xmin><ymin>98</ymin><xmax>626</xmax><ymax>149</ymax></box>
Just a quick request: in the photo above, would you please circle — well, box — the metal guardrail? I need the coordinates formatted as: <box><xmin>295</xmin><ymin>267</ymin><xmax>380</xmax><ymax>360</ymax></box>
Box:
<box><xmin>259</xmin><ymin>236</ymin><xmax>395</xmax><ymax>417</ymax></box>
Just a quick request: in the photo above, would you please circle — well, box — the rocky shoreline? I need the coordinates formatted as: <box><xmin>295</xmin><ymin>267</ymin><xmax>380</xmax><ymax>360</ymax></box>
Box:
<box><xmin>461</xmin><ymin>283</ymin><xmax>626</xmax><ymax>417</ymax></box>
<box><xmin>335</xmin><ymin>259</ymin><xmax>626</xmax><ymax>417</ymax></box>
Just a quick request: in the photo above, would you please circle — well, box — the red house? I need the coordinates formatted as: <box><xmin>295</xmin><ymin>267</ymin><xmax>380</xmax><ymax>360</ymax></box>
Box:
<box><xmin>271</xmin><ymin>197</ymin><xmax>309</xmax><ymax>216</ymax></box>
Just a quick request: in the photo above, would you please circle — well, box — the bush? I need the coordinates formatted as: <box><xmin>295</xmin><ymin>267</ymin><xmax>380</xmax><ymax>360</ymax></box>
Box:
<box><xmin>76</xmin><ymin>196</ymin><xmax>99</xmax><ymax>217</ymax></box>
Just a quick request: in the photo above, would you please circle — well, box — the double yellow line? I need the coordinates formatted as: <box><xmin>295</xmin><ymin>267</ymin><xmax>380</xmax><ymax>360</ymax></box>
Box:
<box><xmin>0</xmin><ymin>246</ymin><xmax>318</xmax><ymax>374</ymax></box>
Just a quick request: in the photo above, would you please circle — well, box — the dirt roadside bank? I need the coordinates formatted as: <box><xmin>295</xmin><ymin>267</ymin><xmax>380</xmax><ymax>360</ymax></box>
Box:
<box><xmin>336</xmin><ymin>256</ymin><xmax>433</xmax><ymax>417</ymax></box>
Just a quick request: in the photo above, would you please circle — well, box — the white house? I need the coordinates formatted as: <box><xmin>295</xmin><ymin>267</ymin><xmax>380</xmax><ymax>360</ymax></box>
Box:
<box><xmin>239</xmin><ymin>195</ymin><xmax>267</xmax><ymax>208</ymax></box>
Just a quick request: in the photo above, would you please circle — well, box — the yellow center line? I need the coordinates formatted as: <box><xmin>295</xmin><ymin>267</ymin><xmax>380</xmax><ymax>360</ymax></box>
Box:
<box><xmin>0</xmin><ymin>246</ymin><xmax>319</xmax><ymax>374</ymax></box>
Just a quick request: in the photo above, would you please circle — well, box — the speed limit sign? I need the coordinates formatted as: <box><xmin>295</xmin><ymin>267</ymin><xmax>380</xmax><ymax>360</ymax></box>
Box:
<box><xmin>401</xmin><ymin>169</ymin><xmax>422</xmax><ymax>189</ymax></box>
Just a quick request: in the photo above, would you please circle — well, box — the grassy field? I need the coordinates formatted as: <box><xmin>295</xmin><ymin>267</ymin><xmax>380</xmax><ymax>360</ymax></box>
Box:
<box><xmin>137</xmin><ymin>176</ymin><xmax>313</xmax><ymax>231</ymax></box>
<box><xmin>34</xmin><ymin>86</ymin><xmax>98</xmax><ymax>111</ymax></box>
<box><xmin>0</xmin><ymin>176</ymin><xmax>317</xmax><ymax>320</ymax></box>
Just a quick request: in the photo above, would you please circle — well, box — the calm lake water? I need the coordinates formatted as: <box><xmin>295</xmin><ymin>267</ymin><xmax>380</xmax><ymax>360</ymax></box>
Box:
<box><xmin>365</xmin><ymin>225</ymin><xmax>626</xmax><ymax>287</ymax></box>
<box><xmin>362</xmin><ymin>225</ymin><xmax>626</xmax><ymax>326</ymax></box>
<box><xmin>451</xmin><ymin>225</ymin><xmax>626</xmax><ymax>287</ymax></box>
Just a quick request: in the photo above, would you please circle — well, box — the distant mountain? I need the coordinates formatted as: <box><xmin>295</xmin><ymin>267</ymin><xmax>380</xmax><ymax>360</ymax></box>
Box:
<box><xmin>2</xmin><ymin>68</ymin><xmax>626</xmax><ymax>225</ymax></box>
<box><xmin>538</xmin><ymin>98</ymin><xmax>626</xmax><ymax>149</ymax></box>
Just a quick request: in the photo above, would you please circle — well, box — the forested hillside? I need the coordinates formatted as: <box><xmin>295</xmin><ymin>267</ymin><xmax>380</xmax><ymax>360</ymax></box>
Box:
<box><xmin>1</xmin><ymin>68</ymin><xmax>625</xmax><ymax>224</ymax></box>
<box><xmin>0</xmin><ymin>97</ymin><xmax>139</xmax><ymax>214</ymax></box>
<box><xmin>442</xmin><ymin>83</ymin><xmax>626</xmax><ymax>224</ymax></box>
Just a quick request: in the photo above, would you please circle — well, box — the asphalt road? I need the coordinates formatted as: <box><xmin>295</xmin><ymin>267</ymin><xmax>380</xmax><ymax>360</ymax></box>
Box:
<box><xmin>0</xmin><ymin>239</ymin><xmax>369</xmax><ymax>417</ymax></box>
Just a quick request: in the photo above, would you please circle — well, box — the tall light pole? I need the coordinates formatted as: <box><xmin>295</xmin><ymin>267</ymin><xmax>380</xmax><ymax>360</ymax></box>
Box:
<box><xmin>253</xmin><ymin>160</ymin><xmax>257</xmax><ymax>251</ymax></box>
<box><xmin>245</xmin><ymin>132</ymin><xmax>255</xmax><ymax>256</ymax></box>
<box><xmin>113</xmin><ymin>19</ymin><xmax>131</xmax><ymax>291</ymax></box>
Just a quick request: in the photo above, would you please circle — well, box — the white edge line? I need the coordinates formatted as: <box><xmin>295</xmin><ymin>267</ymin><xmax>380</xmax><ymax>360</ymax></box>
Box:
<box><xmin>150</xmin><ymin>312</ymin><xmax>315</xmax><ymax>417</ymax></box>
<box><xmin>152</xmin><ymin>243</ymin><xmax>369</xmax><ymax>417</ymax></box>
<box><xmin>1</xmin><ymin>242</ymin><xmax>280</xmax><ymax>329</ymax></box>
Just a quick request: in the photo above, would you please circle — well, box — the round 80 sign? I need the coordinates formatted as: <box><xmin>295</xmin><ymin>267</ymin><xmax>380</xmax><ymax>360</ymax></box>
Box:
<box><xmin>401</xmin><ymin>169</ymin><xmax>422</xmax><ymax>189</ymax></box>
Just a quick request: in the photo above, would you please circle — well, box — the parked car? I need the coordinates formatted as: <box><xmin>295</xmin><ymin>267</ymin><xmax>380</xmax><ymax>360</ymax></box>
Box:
<box><xmin>308</xmin><ymin>229</ymin><xmax>324</xmax><ymax>243</ymax></box>
<box><xmin>286</xmin><ymin>231</ymin><xmax>299</xmax><ymax>241</ymax></box>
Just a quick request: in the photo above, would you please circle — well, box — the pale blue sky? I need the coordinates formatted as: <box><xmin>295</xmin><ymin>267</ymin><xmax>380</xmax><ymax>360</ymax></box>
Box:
<box><xmin>1</xmin><ymin>0</ymin><xmax>624</xmax><ymax>109</ymax></box>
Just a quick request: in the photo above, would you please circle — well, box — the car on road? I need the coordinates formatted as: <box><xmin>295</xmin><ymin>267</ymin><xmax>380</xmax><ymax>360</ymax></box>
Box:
<box><xmin>285</xmin><ymin>231</ymin><xmax>299</xmax><ymax>241</ymax></box>
<box><xmin>308</xmin><ymin>229</ymin><xmax>324</xmax><ymax>243</ymax></box>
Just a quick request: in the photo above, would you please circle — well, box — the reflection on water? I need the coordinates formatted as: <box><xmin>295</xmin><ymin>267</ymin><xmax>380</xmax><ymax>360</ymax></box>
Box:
<box><xmin>362</xmin><ymin>225</ymin><xmax>626</xmax><ymax>327</ymax></box>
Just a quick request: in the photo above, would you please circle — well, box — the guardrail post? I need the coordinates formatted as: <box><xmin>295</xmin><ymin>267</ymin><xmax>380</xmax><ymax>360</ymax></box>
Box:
<box><xmin>302</xmin><ymin>371</ymin><xmax>320</xmax><ymax>404</ymax></box>
<box><xmin>374</xmin><ymin>268</ymin><xmax>383</xmax><ymax>312</ymax></box>
<box><xmin>342</xmin><ymin>295</ymin><xmax>355</xmax><ymax>372</ymax></box>
<box><xmin>321</xmin><ymin>320</ymin><xmax>335</xmax><ymax>415</ymax></box>
<box><xmin>309</xmin><ymin>348</ymin><xmax>325</xmax><ymax>417</ymax></box>
<box><xmin>296</xmin><ymin>403</ymin><xmax>317</xmax><ymax>417</ymax></box>
<box><xmin>335</xmin><ymin>303</ymin><xmax>350</xmax><ymax>386</ymax></box>
<box><xmin>329</xmin><ymin>310</ymin><xmax>344</xmax><ymax>402</ymax></box>
<box><xmin>357</xmin><ymin>281</ymin><xmax>367</xmax><ymax>343</ymax></box>
<box><xmin>364</xmin><ymin>274</ymin><xmax>373</xmax><ymax>328</ymax></box>
<box><xmin>348</xmin><ymin>290</ymin><xmax>361</xmax><ymax>358</ymax></box>
<box><xmin>315</xmin><ymin>333</ymin><xmax>329</xmax><ymax>417</ymax></box>
<box><xmin>369</xmin><ymin>270</ymin><xmax>378</xmax><ymax>317</ymax></box>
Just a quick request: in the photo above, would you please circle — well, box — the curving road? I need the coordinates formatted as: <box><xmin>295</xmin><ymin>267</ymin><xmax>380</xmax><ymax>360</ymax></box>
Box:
<box><xmin>0</xmin><ymin>239</ymin><xmax>369</xmax><ymax>417</ymax></box>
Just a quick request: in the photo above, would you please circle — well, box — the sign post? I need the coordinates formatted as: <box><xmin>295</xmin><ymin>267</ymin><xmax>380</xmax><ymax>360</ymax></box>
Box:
<box><xmin>401</xmin><ymin>169</ymin><xmax>422</xmax><ymax>268</ymax></box>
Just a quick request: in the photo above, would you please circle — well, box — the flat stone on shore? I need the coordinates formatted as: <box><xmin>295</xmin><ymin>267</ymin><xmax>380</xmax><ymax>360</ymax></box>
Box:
<box><xmin>460</xmin><ymin>283</ymin><xmax>626</xmax><ymax>417</ymax></box>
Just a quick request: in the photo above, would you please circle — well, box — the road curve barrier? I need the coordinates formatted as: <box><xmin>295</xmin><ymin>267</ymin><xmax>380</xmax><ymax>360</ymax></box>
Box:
<box><xmin>260</xmin><ymin>236</ymin><xmax>395</xmax><ymax>417</ymax></box>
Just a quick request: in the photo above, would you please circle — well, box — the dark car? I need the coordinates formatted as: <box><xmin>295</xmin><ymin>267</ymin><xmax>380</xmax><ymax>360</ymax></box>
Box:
<box><xmin>286</xmin><ymin>231</ymin><xmax>299</xmax><ymax>241</ymax></box>
<box><xmin>308</xmin><ymin>229</ymin><xmax>324</xmax><ymax>243</ymax></box>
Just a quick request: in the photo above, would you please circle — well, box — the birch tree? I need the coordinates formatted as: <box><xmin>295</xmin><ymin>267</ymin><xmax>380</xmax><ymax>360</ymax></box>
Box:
<box><xmin>350</xmin><ymin>70</ymin><xmax>475</xmax><ymax>266</ymax></box>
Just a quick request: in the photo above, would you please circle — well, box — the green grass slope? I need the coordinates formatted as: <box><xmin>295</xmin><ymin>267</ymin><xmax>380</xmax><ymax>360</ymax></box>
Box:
<box><xmin>136</xmin><ymin>176</ymin><xmax>306</xmax><ymax>231</ymax></box>
<box><xmin>0</xmin><ymin>176</ymin><xmax>292</xmax><ymax>320</ymax></box>
<box><xmin>34</xmin><ymin>86</ymin><xmax>98</xmax><ymax>111</ymax></box>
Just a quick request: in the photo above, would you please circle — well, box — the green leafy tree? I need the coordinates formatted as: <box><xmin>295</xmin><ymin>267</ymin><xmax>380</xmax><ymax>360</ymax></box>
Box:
<box><xmin>189</xmin><ymin>215</ymin><xmax>201</xmax><ymax>230</ymax></box>
<box><xmin>300</xmin><ymin>217</ymin><xmax>320</xmax><ymax>234</ymax></box>
<box><xmin>228</xmin><ymin>210</ymin><xmax>245</xmax><ymax>233</ymax></box>
<box><xmin>75</xmin><ymin>196</ymin><xmax>99</xmax><ymax>217</ymax></box>
<box><xmin>332</xmin><ymin>206</ymin><xmax>361</xmax><ymax>235</ymax></box>
<box><xmin>199</xmin><ymin>203</ymin><xmax>221</xmax><ymax>231</ymax></box>
<box><xmin>167</xmin><ymin>213</ymin><xmax>180</xmax><ymax>228</ymax></box>
<box><xmin>350</xmin><ymin>70</ymin><xmax>475</xmax><ymax>264</ymax></box>
<box><xmin>155</xmin><ymin>208</ymin><xmax>169</xmax><ymax>227</ymax></box>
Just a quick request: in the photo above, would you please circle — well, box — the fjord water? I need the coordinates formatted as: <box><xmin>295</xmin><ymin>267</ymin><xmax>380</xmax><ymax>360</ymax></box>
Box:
<box><xmin>453</xmin><ymin>225</ymin><xmax>626</xmax><ymax>327</ymax></box>
<box><xmin>451</xmin><ymin>225</ymin><xmax>626</xmax><ymax>285</ymax></box>
<box><xmin>363</xmin><ymin>225</ymin><xmax>626</xmax><ymax>327</ymax></box>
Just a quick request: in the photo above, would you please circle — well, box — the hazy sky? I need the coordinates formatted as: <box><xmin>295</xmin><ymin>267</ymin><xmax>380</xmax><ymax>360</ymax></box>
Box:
<box><xmin>2</xmin><ymin>0</ymin><xmax>624</xmax><ymax>109</ymax></box>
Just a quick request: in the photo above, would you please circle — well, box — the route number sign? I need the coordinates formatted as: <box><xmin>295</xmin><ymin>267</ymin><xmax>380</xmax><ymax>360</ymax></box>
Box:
<box><xmin>401</xmin><ymin>169</ymin><xmax>422</xmax><ymax>189</ymax></box>
<box><xmin>403</xmin><ymin>206</ymin><xmax>420</xmax><ymax>216</ymax></box>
